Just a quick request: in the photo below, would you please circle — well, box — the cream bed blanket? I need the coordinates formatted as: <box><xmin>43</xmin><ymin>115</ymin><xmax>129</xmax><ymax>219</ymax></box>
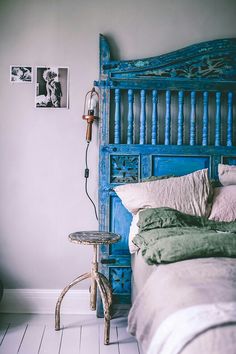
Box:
<box><xmin>128</xmin><ymin>257</ymin><xmax>236</xmax><ymax>354</ymax></box>
<box><xmin>147</xmin><ymin>302</ymin><xmax>236</xmax><ymax>354</ymax></box>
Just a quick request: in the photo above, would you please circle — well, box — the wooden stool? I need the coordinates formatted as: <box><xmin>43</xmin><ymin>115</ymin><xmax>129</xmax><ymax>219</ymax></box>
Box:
<box><xmin>55</xmin><ymin>231</ymin><xmax>120</xmax><ymax>345</ymax></box>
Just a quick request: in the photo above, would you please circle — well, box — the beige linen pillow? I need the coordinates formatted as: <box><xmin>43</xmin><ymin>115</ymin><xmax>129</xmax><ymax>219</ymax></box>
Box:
<box><xmin>209</xmin><ymin>185</ymin><xmax>236</xmax><ymax>222</ymax></box>
<box><xmin>114</xmin><ymin>169</ymin><xmax>211</xmax><ymax>217</ymax></box>
<box><xmin>218</xmin><ymin>163</ymin><xmax>236</xmax><ymax>186</ymax></box>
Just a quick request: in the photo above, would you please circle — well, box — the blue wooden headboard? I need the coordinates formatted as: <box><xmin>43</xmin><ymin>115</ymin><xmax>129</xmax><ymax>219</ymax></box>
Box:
<box><xmin>94</xmin><ymin>34</ymin><xmax>236</xmax><ymax>316</ymax></box>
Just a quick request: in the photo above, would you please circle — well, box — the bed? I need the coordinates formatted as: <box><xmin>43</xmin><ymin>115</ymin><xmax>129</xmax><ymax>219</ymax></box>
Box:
<box><xmin>95</xmin><ymin>34</ymin><xmax>236</xmax><ymax>353</ymax></box>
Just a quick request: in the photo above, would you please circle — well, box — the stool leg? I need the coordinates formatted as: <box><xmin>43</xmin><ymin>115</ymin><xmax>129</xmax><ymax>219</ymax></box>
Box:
<box><xmin>90</xmin><ymin>276</ymin><xmax>97</xmax><ymax>310</ymax></box>
<box><xmin>94</xmin><ymin>273</ymin><xmax>112</xmax><ymax>345</ymax></box>
<box><xmin>55</xmin><ymin>272</ymin><xmax>91</xmax><ymax>331</ymax></box>
<box><xmin>98</xmin><ymin>272</ymin><xmax>113</xmax><ymax>307</ymax></box>
<box><xmin>90</xmin><ymin>245</ymin><xmax>98</xmax><ymax>310</ymax></box>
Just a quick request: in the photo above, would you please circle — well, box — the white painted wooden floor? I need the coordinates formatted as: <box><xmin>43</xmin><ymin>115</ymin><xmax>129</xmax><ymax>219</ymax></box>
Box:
<box><xmin>0</xmin><ymin>314</ymin><xmax>142</xmax><ymax>354</ymax></box>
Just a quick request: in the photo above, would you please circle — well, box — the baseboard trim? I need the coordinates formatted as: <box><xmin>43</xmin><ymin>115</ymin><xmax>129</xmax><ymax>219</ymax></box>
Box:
<box><xmin>0</xmin><ymin>289</ymin><xmax>95</xmax><ymax>315</ymax></box>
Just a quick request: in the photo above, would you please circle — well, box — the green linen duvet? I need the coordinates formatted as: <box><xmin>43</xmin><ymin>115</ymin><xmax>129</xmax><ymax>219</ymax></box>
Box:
<box><xmin>133</xmin><ymin>207</ymin><xmax>236</xmax><ymax>265</ymax></box>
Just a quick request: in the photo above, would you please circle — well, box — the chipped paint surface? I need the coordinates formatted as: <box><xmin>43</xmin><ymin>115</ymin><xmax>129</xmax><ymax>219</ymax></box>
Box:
<box><xmin>97</xmin><ymin>35</ymin><xmax>236</xmax><ymax>89</ymax></box>
<box><xmin>95</xmin><ymin>34</ymin><xmax>236</xmax><ymax>317</ymax></box>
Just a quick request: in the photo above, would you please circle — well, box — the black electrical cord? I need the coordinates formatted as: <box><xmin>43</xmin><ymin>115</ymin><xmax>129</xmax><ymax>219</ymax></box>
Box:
<box><xmin>84</xmin><ymin>141</ymin><xmax>98</xmax><ymax>221</ymax></box>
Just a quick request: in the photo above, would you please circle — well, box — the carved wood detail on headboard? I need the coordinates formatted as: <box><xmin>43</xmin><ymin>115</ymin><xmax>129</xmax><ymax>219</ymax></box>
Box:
<box><xmin>95</xmin><ymin>35</ymin><xmax>236</xmax><ymax>316</ymax></box>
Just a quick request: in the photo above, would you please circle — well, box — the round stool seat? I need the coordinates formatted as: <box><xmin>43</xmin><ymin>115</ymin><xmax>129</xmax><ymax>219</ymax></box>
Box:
<box><xmin>69</xmin><ymin>231</ymin><xmax>121</xmax><ymax>245</ymax></box>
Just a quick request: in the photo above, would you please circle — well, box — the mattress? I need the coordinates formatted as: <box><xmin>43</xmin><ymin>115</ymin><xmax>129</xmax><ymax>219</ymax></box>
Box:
<box><xmin>131</xmin><ymin>250</ymin><xmax>156</xmax><ymax>302</ymax></box>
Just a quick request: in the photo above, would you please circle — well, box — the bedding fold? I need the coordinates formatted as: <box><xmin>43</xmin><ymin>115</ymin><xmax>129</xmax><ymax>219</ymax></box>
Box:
<box><xmin>133</xmin><ymin>207</ymin><xmax>236</xmax><ymax>264</ymax></box>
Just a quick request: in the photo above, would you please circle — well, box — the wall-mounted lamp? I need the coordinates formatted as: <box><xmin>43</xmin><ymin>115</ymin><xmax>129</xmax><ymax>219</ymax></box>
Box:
<box><xmin>82</xmin><ymin>87</ymin><xmax>99</xmax><ymax>221</ymax></box>
<box><xmin>82</xmin><ymin>87</ymin><xmax>99</xmax><ymax>142</ymax></box>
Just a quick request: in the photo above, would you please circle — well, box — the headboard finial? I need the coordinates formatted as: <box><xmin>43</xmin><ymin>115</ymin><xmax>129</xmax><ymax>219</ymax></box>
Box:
<box><xmin>99</xmin><ymin>34</ymin><xmax>111</xmax><ymax>78</ymax></box>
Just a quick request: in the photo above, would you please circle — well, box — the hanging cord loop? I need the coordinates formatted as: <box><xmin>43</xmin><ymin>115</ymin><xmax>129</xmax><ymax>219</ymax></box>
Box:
<box><xmin>84</xmin><ymin>141</ymin><xmax>98</xmax><ymax>221</ymax></box>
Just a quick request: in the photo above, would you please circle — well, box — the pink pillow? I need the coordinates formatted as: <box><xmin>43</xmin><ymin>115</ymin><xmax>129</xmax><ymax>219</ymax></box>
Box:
<box><xmin>209</xmin><ymin>185</ymin><xmax>236</xmax><ymax>222</ymax></box>
<box><xmin>218</xmin><ymin>163</ymin><xmax>236</xmax><ymax>186</ymax></box>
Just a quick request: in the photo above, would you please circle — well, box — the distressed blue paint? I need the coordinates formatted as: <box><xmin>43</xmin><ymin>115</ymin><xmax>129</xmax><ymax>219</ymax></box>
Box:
<box><xmin>100</xmin><ymin>88</ymin><xmax>110</xmax><ymax>145</ymax></box>
<box><xmin>100</xmin><ymin>38</ymin><xmax>236</xmax><ymax>80</ymax></box>
<box><xmin>177</xmin><ymin>91</ymin><xmax>184</xmax><ymax>145</ymax></box>
<box><xmin>98</xmin><ymin>35</ymin><xmax>111</xmax><ymax>145</ymax></box>
<box><xmin>96</xmin><ymin>34</ymin><xmax>236</xmax><ymax>317</ymax></box>
<box><xmin>227</xmin><ymin>92</ymin><xmax>233</xmax><ymax>146</ymax></box>
<box><xmin>110</xmin><ymin>155</ymin><xmax>139</xmax><ymax>183</ymax></box>
<box><xmin>202</xmin><ymin>92</ymin><xmax>209</xmax><ymax>146</ymax></box>
<box><xmin>101</xmin><ymin>143</ymin><xmax>236</xmax><ymax>185</ymax></box>
<box><xmin>109</xmin><ymin>196</ymin><xmax>131</xmax><ymax>255</ymax></box>
<box><xmin>140</xmin><ymin>90</ymin><xmax>146</xmax><ymax>144</ymax></box>
<box><xmin>142</xmin><ymin>154</ymin><xmax>152</xmax><ymax>178</ymax></box>
<box><xmin>97</xmin><ymin>35</ymin><xmax>236</xmax><ymax>92</ymax></box>
<box><xmin>127</xmin><ymin>89</ymin><xmax>134</xmax><ymax>144</ymax></box>
<box><xmin>215</xmin><ymin>92</ymin><xmax>221</xmax><ymax>146</ymax></box>
<box><xmin>190</xmin><ymin>91</ymin><xmax>196</xmax><ymax>146</ymax></box>
<box><xmin>114</xmin><ymin>89</ymin><xmax>121</xmax><ymax>144</ymax></box>
<box><xmin>96</xmin><ymin>79</ymin><xmax>236</xmax><ymax>92</ymax></box>
<box><xmin>223</xmin><ymin>157</ymin><xmax>236</xmax><ymax>165</ymax></box>
<box><xmin>165</xmin><ymin>91</ymin><xmax>171</xmax><ymax>145</ymax></box>
<box><xmin>110</xmin><ymin>267</ymin><xmax>131</xmax><ymax>294</ymax></box>
<box><xmin>152</xmin><ymin>90</ymin><xmax>158</xmax><ymax>145</ymax></box>
<box><xmin>99</xmin><ymin>34</ymin><xmax>111</xmax><ymax>77</ymax></box>
<box><xmin>153</xmin><ymin>155</ymin><xmax>210</xmax><ymax>177</ymax></box>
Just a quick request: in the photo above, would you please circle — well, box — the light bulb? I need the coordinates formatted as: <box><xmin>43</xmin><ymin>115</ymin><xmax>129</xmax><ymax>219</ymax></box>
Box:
<box><xmin>88</xmin><ymin>92</ymin><xmax>98</xmax><ymax>116</ymax></box>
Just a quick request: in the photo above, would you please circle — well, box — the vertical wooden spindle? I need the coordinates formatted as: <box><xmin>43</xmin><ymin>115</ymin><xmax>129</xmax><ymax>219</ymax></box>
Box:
<box><xmin>215</xmin><ymin>91</ymin><xmax>221</xmax><ymax>146</ymax></box>
<box><xmin>165</xmin><ymin>90</ymin><xmax>171</xmax><ymax>145</ymax></box>
<box><xmin>127</xmin><ymin>89</ymin><xmax>134</xmax><ymax>144</ymax></box>
<box><xmin>152</xmin><ymin>90</ymin><xmax>158</xmax><ymax>145</ymax></box>
<box><xmin>140</xmin><ymin>90</ymin><xmax>146</xmax><ymax>144</ymax></box>
<box><xmin>202</xmin><ymin>92</ymin><xmax>209</xmax><ymax>146</ymax></box>
<box><xmin>190</xmin><ymin>91</ymin><xmax>196</xmax><ymax>146</ymax></box>
<box><xmin>177</xmin><ymin>91</ymin><xmax>184</xmax><ymax>145</ymax></box>
<box><xmin>227</xmin><ymin>92</ymin><xmax>233</xmax><ymax>147</ymax></box>
<box><xmin>114</xmin><ymin>89</ymin><xmax>121</xmax><ymax>144</ymax></box>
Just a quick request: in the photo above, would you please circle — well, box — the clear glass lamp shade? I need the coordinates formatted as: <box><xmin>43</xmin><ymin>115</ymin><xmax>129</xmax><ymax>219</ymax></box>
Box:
<box><xmin>84</xmin><ymin>89</ymin><xmax>99</xmax><ymax>117</ymax></box>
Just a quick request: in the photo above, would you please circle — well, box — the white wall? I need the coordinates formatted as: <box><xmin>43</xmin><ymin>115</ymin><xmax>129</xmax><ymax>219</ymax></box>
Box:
<box><xmin>0</xmin><ymin>0</ymin><xmax>236</xmax><ymax>292</ymax></box>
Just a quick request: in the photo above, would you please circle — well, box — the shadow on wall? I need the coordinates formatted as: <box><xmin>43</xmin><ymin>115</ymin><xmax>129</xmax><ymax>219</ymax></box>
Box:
<box><xmin>102</xmin><ymin>32</ymin><xmax>121</xmax><ymax>60</ymax></box>
<box><xmin>0</xmin><ymin>280</ymin><xmax>3</xmax><ymax>301</ymax></box>
<box><xmin>0</xmin><ymin>266</ymin><xmax>34</xmax><ymax>315</ymax></box>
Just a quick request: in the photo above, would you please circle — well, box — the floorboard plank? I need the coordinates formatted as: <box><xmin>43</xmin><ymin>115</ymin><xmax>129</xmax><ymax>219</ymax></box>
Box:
<box><xmin>60</xmin><ymin>326</ymin><xmax>81</xmax><ymax>354</ymax></box>
<box><xmin>0</xmin><ymin>314</ymin><xmax>140</xmax><ymax>354</ymax></box>
<box><xmin>18</xmin><ymin>324</ymin><xmax>45</xmax><ymax>354</ymax></box>
<box><xmin>38</xmin><ymin>324</ymin><xmax>62</xmax><ymax>354</ymax></box>
<box><xmin>80</xmin><ymin>323</ymin><xmax>99</xmax><ymax>354</ymax></box>
<box><xmin>117</xmin><ymin>326</ymin><xmax>140</xmax><ymax>354</ymax></box>
<box><xmin>0</xmin><ymin>324</ymin><xmax>9</xmax><ymax>346</ymax></box>
<box><xmin>0</xmin><ymin>323</ymin><xmax>27</xmax><ymax>354</ymax></box>
<box><xmin>99</xmin><ymin>324</ymin><xmax>119</xmax><ymax>354</ymax></box>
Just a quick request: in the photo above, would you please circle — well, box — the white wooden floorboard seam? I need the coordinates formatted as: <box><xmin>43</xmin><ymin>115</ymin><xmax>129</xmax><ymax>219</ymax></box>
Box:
<box><xmin>79</xmin><ymin>326</ymin><xmax>82</xmax><ymax>354</ymax></box>
<box><xmin>0</xmin><ymin>323</ymin><xmax>10</xmax><ymax>346</ymax></box>
<box><xmin>37</xmin><ymin>325</ymin><xmax>46</xmax><ymax>354</ymax></box>
<box><xmin>17</xmin><ymin>324</ymin><xmax>28</xmax><ymax>353</ymax></box>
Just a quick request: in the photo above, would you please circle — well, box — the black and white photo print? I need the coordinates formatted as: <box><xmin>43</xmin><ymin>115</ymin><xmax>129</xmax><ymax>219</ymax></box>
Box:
<box><xmin>36</xmin><ymin>67</ymin><xmax>69</xmax><ymax>108</ymax></box>
<box><xmin>10</xmin><ymin>66</ymin><xmax>32</xmax><ymax>83</ymax></box>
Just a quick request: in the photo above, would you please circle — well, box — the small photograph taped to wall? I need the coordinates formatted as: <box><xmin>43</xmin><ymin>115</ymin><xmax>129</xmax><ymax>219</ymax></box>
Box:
<box><xmin>36</xmin><ymin>67</ymin><xmax>69</xmax><ymax>108</ymax></box>
<box><xmin>10</xmin><ymin>66</ymin><xmax>33</xmax><ymax>83</ymax></box>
